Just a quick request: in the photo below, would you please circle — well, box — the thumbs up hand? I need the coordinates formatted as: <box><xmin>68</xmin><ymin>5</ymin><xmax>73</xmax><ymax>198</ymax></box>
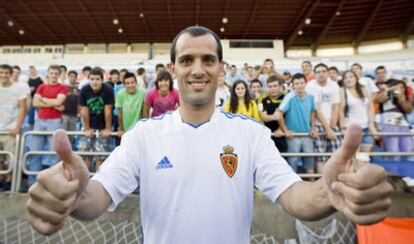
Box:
<box><xmin>27</xmin><ymin>129</ymin><xmax>89</xmax><ymax>235</ymax></box>
<box><xmin>323</xmin><ymin>124</ymin><xmax>393</xmax><ymax>225</ymax></box>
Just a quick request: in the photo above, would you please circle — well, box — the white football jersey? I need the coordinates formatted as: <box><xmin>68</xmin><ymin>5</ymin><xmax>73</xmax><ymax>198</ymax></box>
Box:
<box><xmin>92</xmin><ymin>108</ymin><xmax>301</xmax><ymax>244</ymax></box>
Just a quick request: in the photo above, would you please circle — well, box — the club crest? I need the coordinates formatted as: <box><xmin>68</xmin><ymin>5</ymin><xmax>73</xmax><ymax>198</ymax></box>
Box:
<box><xmin>220</xmin><ymin>145</ymin><xmax>238</xmax><ymax>178</ymax></box>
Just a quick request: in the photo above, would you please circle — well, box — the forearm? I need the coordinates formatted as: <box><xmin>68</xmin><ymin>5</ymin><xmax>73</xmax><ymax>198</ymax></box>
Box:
<box><xmin>280</xmin><ymin>179</ymin><xmax>336</xmax><ymax>221</ymax></box>
<box><xmin>118</xmin><ymin>110</ymin><xmax>124</xmax><ymax>131</ymax></box>
<box><xmin>260</xmin><ymin>112</ymin><xmax>275</xmax><ymax>122</ymax></box>
<box><xmin>42</xmin><ymin>97</ymin><xmax>63</xmax><ymax>107</ymax></box>
<box><xmin>15</xmin><ymin>101</ymin><xmax>28</xmax><ymax>131</ymax></box>
<box><xmin>80</xmin><ymin>108</ymin><xmax>90</xmax><ymax>130</ymax></box>
<box><xmin>70</xmin><ymin>181</ymin><xmax>111</xmax><ymax>221</ymax></box>
<box><xmin>104</xmin><ymin>107</ymin><xmax>112</xmax><ymax>130</ymax></box>
<box><xmin>311</xmin><ymin>112</ymin><xmax>316</xmax><ymax>130</ymax></box>
<box><xmin>330</xmin><ymin>104</ymin><xmax>339</xmax><ymax>128</ymax></box>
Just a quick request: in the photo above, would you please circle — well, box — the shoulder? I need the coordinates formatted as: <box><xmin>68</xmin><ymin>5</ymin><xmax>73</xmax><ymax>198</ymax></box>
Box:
<box><xmin>133</xmin><ymin>111</ymin><xmax>175</xmax><ymax>132</ymax></box>
<box><xmin>220</xmin><ymin>110</ymin><xmax>264</xmax><ymax>129</ymax></box>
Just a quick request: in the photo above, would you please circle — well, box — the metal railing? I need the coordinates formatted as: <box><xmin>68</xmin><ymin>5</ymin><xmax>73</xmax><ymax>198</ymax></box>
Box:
<box><xmin>0</xmin><ymin>132</ymin><xmax>20</xmax><ymax>192</ymax></box>
<box><xmin>6</xmin><ymin>130</ymin><xmax>414</xmax><ymax>192</ymax></box>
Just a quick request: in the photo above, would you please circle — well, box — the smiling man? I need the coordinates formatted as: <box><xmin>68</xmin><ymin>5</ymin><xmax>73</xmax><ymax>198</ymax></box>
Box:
<box><xmin>27</xmin><ymin>27</ymin><xmax>393</xmax><ymax>244</ymax></box>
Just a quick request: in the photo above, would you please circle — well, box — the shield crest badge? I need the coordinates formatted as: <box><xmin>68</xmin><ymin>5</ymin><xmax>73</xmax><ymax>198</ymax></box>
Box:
<box><xmin>220</xmin><ymin>145</ymin><xmax>238</xmax><ymax>178</ymax></box>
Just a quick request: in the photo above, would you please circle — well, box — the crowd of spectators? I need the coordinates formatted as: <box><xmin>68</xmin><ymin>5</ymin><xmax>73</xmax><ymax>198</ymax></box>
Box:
<box><xmin>0</xmin><ymin>58</ymin><xmax>413</xmax><ymax>191</ymax></box>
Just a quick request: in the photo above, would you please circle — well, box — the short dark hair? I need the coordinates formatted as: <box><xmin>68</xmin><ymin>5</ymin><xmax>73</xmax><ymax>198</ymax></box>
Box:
<box><xmin>0</xmin><ymin>64</ymin><xmax>13</xmax><ymax>73</ymax></box>
<box><xmin>155</xmin><ymin>63</ymin><xmax>165</xmax><ymax>70</ymax></box>
<box><xmin>155</xmin><ymin>70</ymin><xmax>174</xmax><ymax>91</ymax></box>
<box><xmin>59</xmin><ymin>65</ymin><xmax>67</xmax><ymax>71</ymax></box>
<box><xmin>264</xmin><ymin>58</ymin><xmax>274</xmax><ymax>64</ymax></box>
<box><xmin>251</xmin><ymin>79</ymin><xmax>263</xmax><ymax>87</ymax></box>
<box><xmin>170</xmin><ymin>26</ymin><xmax>223</xmax><ymax>64</ymax></box>
<box><xmin>110</xmin><ymin>69</ymin><xmax>120</xmax><ymax>75</ymax></box>
<box><xmin>12</xmin><ymin>65</ymin><xmax>21</xmax><ymax>71</ymax></box>
<box><xmin>291</xmin><ymin>73</ymin><xmax>307</xmax><ymax>84</ymax></box>
<box><xmin>137</xmin><ymin>67</ymin><xmax>145</xmax><ymax>75</ymax></box>
<box><xmin>90</xmin><ymin>67</ymin><xmax>104</xmax><ymax>80</ymax></box>
<box><xmin>375</xmin><ymin>65</ymin><xmax>386</xmax><ymax>73</ymax></box>
<box><xmin>230</xmin><ymin>65</ymin><xmax>236</xmax><ymax>69</ymax></box>
<box><xmin>123</xmin><ymin>72</ymin><xmax>137</xmax><ymax>84</ymax></box>
<box><xmin>68</xmin><ymin>70</ymin><xmax>78</xmax><ymax>76</ymax></box>
<box><xmin>314</xmin><ymin>63</ymin><xmax>329</xmax><ymax>72</ymax></box>
<box><xmin>329</xmin><ymin>66</ymin><xmax>339</xmax><ymax>73</ymax></box>
<box><xmin>301</xmin><ymin>60</ymin><xmax>312</xmax><ymax>66</ymax></box>
<box><xmin>120</xmin><ymin>68</ymin><xmax>128</xmax><ymax>73</ymax></box>
<box><xmin>266</xmin><ymin>75</ymin><xmax>281</xmax><ymax>85</ymax></box>
<box><xmin>351</xmin><ymin>63</ymin><xmax>362</xmax><ymax>69</ymax></box>
<box><xmin>48</xmin><ymin>65</ymin><xmax>61</xmax><ymax>73</ymax></box>
<box><xmin>82</xmin><ymin>66</ymin><xmax>92</xmax><ymax>72</ymax></box>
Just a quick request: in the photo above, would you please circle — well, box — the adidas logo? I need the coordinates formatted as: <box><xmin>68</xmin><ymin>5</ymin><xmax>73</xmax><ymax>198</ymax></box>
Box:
<box><xmin>156</xmin><ymin>156</ymin><xmax>173</xmax><ymax>169</ymax></box>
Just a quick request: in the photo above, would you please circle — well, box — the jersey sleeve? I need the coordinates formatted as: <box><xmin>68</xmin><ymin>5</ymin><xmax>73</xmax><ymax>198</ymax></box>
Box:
<box><xmin>253</xmin><ymin>126</ymin><xmax>302</xmax><ymax>206</ymax></box>
<box><xmin>91</xmin><ymin>125</ymin><xmax>141</xmax><ymax>211</ymax></box>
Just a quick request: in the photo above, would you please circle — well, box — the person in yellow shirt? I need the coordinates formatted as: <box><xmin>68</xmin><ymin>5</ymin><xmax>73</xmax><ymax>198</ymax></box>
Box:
<box><xmin>224</xmin><ymin>80</ymin><xmax>261</xmax><ymax>121</ymax></box>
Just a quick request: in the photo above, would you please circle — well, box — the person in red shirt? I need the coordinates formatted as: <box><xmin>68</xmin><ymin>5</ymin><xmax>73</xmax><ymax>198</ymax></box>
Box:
<box><xmin>29</xmin><ymin>65</ymin><xmax>67</xmax><ymax>186</ymax></box>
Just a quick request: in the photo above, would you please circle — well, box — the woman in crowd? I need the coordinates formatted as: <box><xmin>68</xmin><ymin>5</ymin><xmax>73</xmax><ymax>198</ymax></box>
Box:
<box><xmin>143</xmin><ymin>70</ymin><xmax>179</xmax><ymax>118</ymax></box>
<box><xmin>339</xmin><ymin>70</ymin><xmax>377</xmax><ymax>153</ymax></box>
<box><xmin>224</xmin><ymin>80</ymin><xmax>261</xmax><ymax>121</ymax></box>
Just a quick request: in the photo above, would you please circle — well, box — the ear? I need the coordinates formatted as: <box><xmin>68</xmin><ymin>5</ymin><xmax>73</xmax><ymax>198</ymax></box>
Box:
<box><xmin>219</xmin><ymin>61</ymin><xmax>225</xmax><ymax>74</ymax></box>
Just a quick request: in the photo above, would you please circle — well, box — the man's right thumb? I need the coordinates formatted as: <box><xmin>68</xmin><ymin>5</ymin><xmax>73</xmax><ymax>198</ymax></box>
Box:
<box><xmin>53</xmin><ymin>129</ymin><xmax>74</xmax><ymax>165</ymax></box>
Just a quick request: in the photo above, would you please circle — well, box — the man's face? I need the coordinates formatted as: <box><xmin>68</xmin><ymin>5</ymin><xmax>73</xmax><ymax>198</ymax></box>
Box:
<box><xmin>48</xmin><ymin>68</ymin><xmax>61</xmax><ymax>84</ymax></box>
<box><xmin>293</xmin><ymin>78</ymin><xmax>306</xmax><ymax>95</ymax></box>
<box><xmin>60</xmin><ymin>68</ymin><xmax>67</xmax><ymax>76</ymax></box>
<box><xmin>68</xmin><ymin>73</ymin><xmax>77</xmax><ymax>84</ymax></box>
<box><xmin>111</xmin><ymin>73</ymin><xmax>119</xmax><ymax>82</ymax></box>
<box><xmin>263</xmin><ymin>61</ymin><xmax>273</xmax><ymax>73</ymax></box>
<box><xmin>267</xmin><ymin>81</ymin><xmax>280</xmax><ymax>97</ymax></box>
<box><xmin>125</xmin><ymin>77</ymin><xmax>137</xmax><ymax>94</ymax></box>
<box><xmin>173</xmin><ymin>33</ymin><xmax>223</xmax><ymax>107</ymax></box>
<box><xmin>301</xmin><ymin>63</ymin><xmax>312</xmax><ymax>75</ymax></box>
<box><xmin>315</xmin><ymin>66</ymin><xmax>328</xmax><ymax>83</ymax></box>
<box><xmin>376</xmin><ymin>68</ymin><xmax>387</xmax><ymax>83</ymax></box>
<box><xmin>89</xmin><ymin>74</ymin><xmax>103</xmax><ymax>92</ymax></box>
<box><xmin>251</xmin><ymin>82</ymin><xmax>261</xmax><ymax>94</ymax></box>
<box><xmin>156</xmin><ymin>67</ymin><xmax>165</xmax><ymax>75</ymax></box>
<box><xmin>12</xmin><ymin>68</ymin><xmax>20</xmax><ymax>81</ymax></box>
<box><xmin>120</xmin><ymin>71</ymin><xmax>127</xmax><ymax>81</ymax></box>
<box><xmin>83</xmin><ymin>70</ymin><xmax>90</xmax><ymax>79</ymax></box>
<box><xmin>0</xmin><ymin>68</ymin><xmax>12</xmax><ymax>86</ymax></box>
<box><xmin>328</xmin><ymin>70</ymin><xmax>338</xmax><ymax>81</ymax></box>
<box><xmin>247</xmin><ymin>67</ymin><xmax>254</xmax><ymax>76</ymax></box>
<box><xmin>230</xmin><ymin>67</ymin><xmax>237</xmax><ymax>76</ymax></box>
<box><xmin>351</xmin><ymin>65</ymin><xmax>362</xmax><ymax>78</ymax></box>
<box><xmin>29</xmin><ymin>67</ymin><xmax>37</xmax><ymax>77</ymax></box>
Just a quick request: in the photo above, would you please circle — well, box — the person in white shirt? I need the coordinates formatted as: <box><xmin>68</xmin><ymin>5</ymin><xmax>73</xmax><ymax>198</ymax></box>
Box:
<box><xmin>78</xmin><ymin>66</ymin><xmax>92</xmax><ymax>89</ymax></box>
<box><xmin>351</xmin><ymin>63</ymin><xmax>379</xmax><ymax>96</ymax></box>
<box><xmin>215</xmin><ymin>70</ymin><xmax>230</xmax><ymax>107</ymax></box>
<box><xmin>27</xmin><ymin>26</ymin><xmax>392</xmax><ymax>243</ymax></box>
<box><xmin>306</xmin><ymin>63</ymin><xmax>342</xmax><ymax>173</ymax></box>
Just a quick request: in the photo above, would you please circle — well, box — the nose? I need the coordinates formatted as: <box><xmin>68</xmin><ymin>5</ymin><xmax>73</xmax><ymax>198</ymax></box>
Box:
<box><xmin>190</xmin><ymin>59</ymin><xmax>206</xmax><ymax>79</ymax></box>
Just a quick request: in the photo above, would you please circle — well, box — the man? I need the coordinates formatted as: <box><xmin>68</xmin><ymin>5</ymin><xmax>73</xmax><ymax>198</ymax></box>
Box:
<box><xmin>301</xmin><ymin>60</ymin><xmax>315</xmax><ymax>82</ymax></box>
<box><xmin>328</xmin><ymin>66</ymin><xmax>340</xmax><ymax>84</ymax></box>
<box><xmin>12</xmin><ymin>65</ymin><xmax>31</xmax><ymax>109</ymax></box>
<box><xmin>27</xmin><ymin>27</ymin><xmax>392</xmax><ymax>243</ymax></box>
<box><xmin>116</xmin><ymin>72</ymin><xmax>146</xmax><ymax>137</ymax></box>
<box><xmin>62</xmin><ymin>71</ymin><xmax>80</xmax><ymax>132</ymax></box>
<box><xmin>244</xmin><ymin>65</ymin><xmax>256</xmax><ymax>84</ymax></box>
<box><xmin>375</xmin><ymin>65</ymin><xmax>387</xmax><ymax>84</ymax></box>
<box><xmin>27</xmin><ymin>66</ymin><xmax>44</xmax><ymax>129</ymax></box>
<box><xmin>258</xmin><ymin>59</ymin><xmax>286</xmax><ymax>87</ymax></box>
<box><xmin>78</xmin><ymin>67</ymin><xmax>114</xmax><ymax>170</ymax></box>
<box><xmin>351</xmin><ymin>63</ymin><xmax>379</xmax><ymax>96</ymax></box>
<box><xmin>30</xmin><ymin>65</ymin><xmax>67</xmax><ymax>186</ymax></box>
<box><xmin>226</xmin><ymin>64</ymin><xmax>243</xmax><ymax>85</ymax></box>
<box><xmin>259</xmin><ymin>76</ymin><xmax>287</xmax><ymax>153</ymax></box>
<box><xmin>136</xmin><ymin>67</ymin><xmax>147</xmax><ymax>89</ymax></box>
<box><xmin>78</xmin><ymin>66</ymin><xmax>92</xmax><ymax>89</ymax></box>
<box><xmin>106</xmin><ymin>69</ymin><xmax>121</xmax><ymax>88</ymax></box>
<box><xmin>59</xmin><ymin>65</ymin><xmax>68</xmax><ymax>84</ymax></box>
<box><xmin>277</xmin><ymin>73</ymin><xmax>318</xmax><ymax>173</ymax></box>
<box><xmin>250</xmin><ymin>79</ymin><xmax>265</xmax><ymax>102</ymax></box>
<box><xmin>0</xmin><ymin>64</ymin><xmax>27</xmax><ymax>191</ymax></box>
<box><xmin>147</xmin><ymin>63</ymin><xmax>165</xmax><ymax>90</ymax></box>
<box><xmin>306</xmin><ymin>63</ymin><xmax>342</xmax><ymax>173</ymax></box>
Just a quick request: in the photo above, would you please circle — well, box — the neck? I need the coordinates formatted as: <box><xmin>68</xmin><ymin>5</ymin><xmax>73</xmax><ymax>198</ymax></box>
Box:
<box><xmin>159</xmin><ymin>89</ymin><xmax>169</xmax><ymax>96</ymax></box>
<box><xmin>296</xmin><ymin>92</ymin><xmax>305</xmax><ymax>98</ymax></box>
<box><xmin>317</xmin><ymin>79</ymin><xmax>327</xmax><ymax>86</ymax></box>
<box><xmin>238</xmin><ymin>98</ymin><xmax>245</xmax><ymax>103</ymax></box>
<box><xmin>179</xmin><ymin>100</ymin><xmax>215</xmax><ymax>125</ymax></box>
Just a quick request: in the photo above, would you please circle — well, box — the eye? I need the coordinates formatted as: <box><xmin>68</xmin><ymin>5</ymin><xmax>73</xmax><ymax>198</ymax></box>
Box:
<box><xmin>203</xmin><ymin>56</ymin><xmax>216</xmax><ymax>64</ymax></box>
<box><xmin>180</xmin><ymin>57</ymin><xmax>192</xmax><ymax>65</ymax></box>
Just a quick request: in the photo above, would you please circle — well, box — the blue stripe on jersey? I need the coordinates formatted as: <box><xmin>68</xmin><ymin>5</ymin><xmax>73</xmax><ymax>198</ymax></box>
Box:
<box><xmin>183</xmin><ymin>119</ymin><xmax>210</xmax><ymax>129</ymax></box>
<box><xmin>138</xmin><ymin>111</ymin><xmax>174</xmax><ymax>123</ymax></box>
<box><xmin>221</xmin><ymin>111</ymin><xmax>263</xmax><ymax>126</ymax></box>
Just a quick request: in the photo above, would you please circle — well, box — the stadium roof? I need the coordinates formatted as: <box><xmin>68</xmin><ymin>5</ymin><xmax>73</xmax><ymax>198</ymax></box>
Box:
<box><xmin>0</xmin><ymin>0</ymin><xmax>413</xmax><ymax>51</ymax></box>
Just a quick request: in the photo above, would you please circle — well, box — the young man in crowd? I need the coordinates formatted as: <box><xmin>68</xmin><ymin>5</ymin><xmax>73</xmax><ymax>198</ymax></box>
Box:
<box><xmin>27</xmin><ymin>27</ymin><xmax>392</xmax><ymax>243</ymax></box>
<box><xmin>79</xmin><ymin>67</ymin><xmax>114</xmax><ymax>170</ymax></box>
<box><xmin>62</xmin><ymin>70</ymin><xmax>80</xmax><ymax>132</ymax></box>
<box><xmin>306</xmin><ymin>63</ymin><xmax>342</xmax><ymax>173</ymax></box>
<box><xmin>0</xmin><ymin>64</ymin><xmax>27</xmax><ymax>191</ymax></box>
<box><xmin>30</xmin><ymin>65</ymin><xmax>67</xmax><ymax>186</ymax></box>
<box><xmin>147</xmin><ymin>63</ymin><xmax>166</xmax><ymax>90</ymax></box>
<box><xmin>259</xmin><ymin>76</ymin><xmax>287</xmax><ymax>153</ymax></box>
<box><xmin>278</xmin><ymin>73</ymin><xmax>318</xmax><ymax>173</ymax></box>
<box><xmin>106</xmin><ymin>69</ymin><xmax>122</xmax><ymax>88</ymax></box>
<box><xmin>328</xmin><ymin>66</ymin><xmax>340</xmax><ymax>84</ymax></box>
<box><xmin>27</xmin><ymin>65</ymin><xmax>44</xmax><ymax>129</ymax></box>
<box><xmin>136</xmin><ymin>67</ymin><xmax>148</xmax><ymax>89</ymax></box>
<box><xmin>116</xmin><ymin>72</ymin><xmax>147</xmax><ymax>137</ymax></box>
<box><xmin>226</xmin><ymin>65</ymin><xmax>244</xmax><ymax>85</ymax></box>
<box><xmin>351</xmin><ymin>63</ymin><xmax>379</xmax><ymax>96</ymax></box>
<box><xmin>78</xmin><ymin>66</ymin><xmax>92</xmax><ymax>89</ymax></box>
<box><xmin>301</xmin><ymin>60</ymin><xmax>315</xmax><ymax>82</ymax></box>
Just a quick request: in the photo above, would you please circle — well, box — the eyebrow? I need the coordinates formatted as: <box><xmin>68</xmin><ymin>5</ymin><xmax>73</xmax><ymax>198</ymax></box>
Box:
<box><xmin>177</xmin><ymin>54</ymin><xmax>217</xmax><ymax>61</ymax></box>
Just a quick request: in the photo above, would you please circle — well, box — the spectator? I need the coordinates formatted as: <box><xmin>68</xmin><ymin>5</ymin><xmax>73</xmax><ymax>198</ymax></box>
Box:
<box><xmin>78</xmin><ymin>66</ymin><xmax>92</xmax><ymax>89</ymax></box>
<box><xmin>30</xmin><ymin>65</ymin><xmax>67</xmax><ymax>186</ymax></box>
<box><xmin>244</xmin><ymin>66</ymin><xmax>256</xmax><ymax>84</ymax></box>
<box><xmin>143</xmin><ymin>70</ymin><xmax>179</xmax><ymax>118</ymax></box>
<box><xmin>258</xmin><ymin>59</ymin><xmax>286</xmax><ymax>87</ymax></box>
<box><xmin>136</xmin><ymin>67</ymin><xmax>147</xmax><ymax>89</ymax></box>
<box><xmin>62</xmin><ymin>70</ymin><xmax>80</xmax><ymax>132</ymax></box>
<box><xmin>259</xmin><ymin>76</ymin><xmax>287</xmax><ymax>152</ymax></box>
<box><xmin>250</xmin><ymin>79</ymin><xmax>265</xmax><ymax>103</ymax></box>
<box><xmin>339</xmin><ymin>70</ymin><xmax>377</xmax><ymax>153</ymax></box>
<box><xmin>59</xmin><ymin>65</ymin><xmax>68</xmax><ymax>84</ymax></box>
<box><xmin>375</xmin><ymin>66</ymin><xmax>388</xmax><ymax>84</ymax></box>
<box><xmin>278</xmin><ymin>73</ymin><xmax>317</xmax><ymax>173</ymax></box>
<box><xmin>12</xmin><ymin>65</ymin><xmax>31</xmax><ymax>109</ymax></box>
<box><xmin>328</xmin><ymin>66</ymin><xmax>340</xmax><ymax>84</ymax></box>
<box><xmin>376</xmin><ymin>78</ymin><xmax>413</xmax><ymax>160</ymax></box>
<box><xmin>147</xmin><ymin>63</ymin><xmax>166</xmax><ymax>90</ymax></box>
<box><xmin>79</xmin><ymin>67</ymin><xmax>114</xmax><ymax>169</ymax></box>
<box><xmin>226</xmin><ymin>65</ymin><xmax>243</xmax><ymax>85</ymax></box>
<box><xmin>119</xmin><ymin>68</ymin><xmax>128</xmax><ymax>82</ymax></box>
<box><xmin>306</xmin><ymin>63</ymin><xmax>342</xmax><ymax>173</ymax></box>
<box><xmin>27</xmin><ymin>65</ymin><xmax>44</xmax><ymax>129</ymax></box>
<box><xmin>116</xmin><ymin>72</ymin><xmax>147</xmax><ymax>137</ymax></box>
<box><xmin>215</xmin><ymin>71</ymin><xmax>230</xmax><ymax>108</ymax></box>
<box><xmin>0</xmin><ymin>64</ymin><xmax>27</xmax><ymax>191</ymax></box>
<box><xmin>106</xmin><ymin>69</ymin><xmax>122</xmax><ymax>88</ymax></box>
<box><xmin>224</xmin><ymin>80</ymin><xmax>261</xmax><ymax>121</ymax></box>
<box><xmin>301</xmin><ymin>61</ymin><xmax>315</xmax><ymax>82</ymax></box>
<box><xmin>351</xmin><ymin>63</ymin><xmax>379</xmax><ymax>96</ymax></box>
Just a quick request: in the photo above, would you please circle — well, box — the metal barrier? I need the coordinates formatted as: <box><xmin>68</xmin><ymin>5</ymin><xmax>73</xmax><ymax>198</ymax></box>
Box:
<box><xmin>8</xmin><ymin>130</ymin><xmax>414</xmax><ymax>192</ymax></box>
<box><xmin>0</xmin><ymin>132</ymin><xmax>20</xmax><ymax>192</ymax></box>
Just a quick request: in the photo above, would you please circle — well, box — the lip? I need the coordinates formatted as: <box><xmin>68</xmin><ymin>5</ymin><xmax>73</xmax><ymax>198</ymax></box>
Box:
<box><xmin>187</xmin><ymin>80</ymin><xmax>209</xmax><ymax>91</ymax></box>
